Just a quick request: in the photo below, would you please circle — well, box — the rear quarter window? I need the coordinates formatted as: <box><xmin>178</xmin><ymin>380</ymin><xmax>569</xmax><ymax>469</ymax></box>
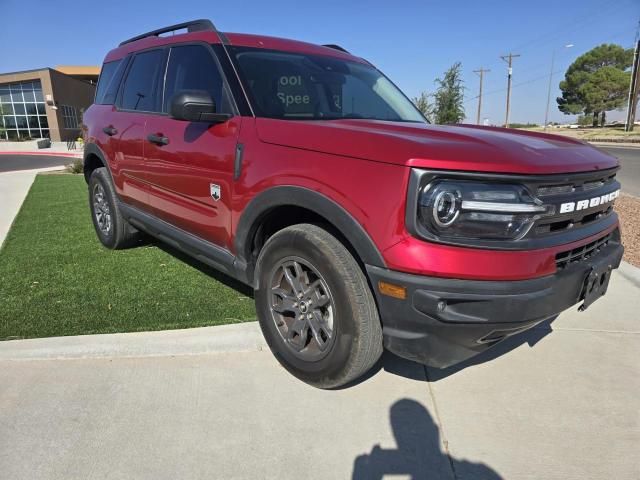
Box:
<box><xmin>95</xmin><ymin>59</ymin><xmax>127</xmax><ymax>105</ymax></box>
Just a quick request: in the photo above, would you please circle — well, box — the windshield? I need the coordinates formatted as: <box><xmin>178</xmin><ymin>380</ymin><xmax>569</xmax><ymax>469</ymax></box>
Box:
<box><xmin>230</xmin><ymin>47</ymin><xmax>426</xmax><ymax>123</ymax></box>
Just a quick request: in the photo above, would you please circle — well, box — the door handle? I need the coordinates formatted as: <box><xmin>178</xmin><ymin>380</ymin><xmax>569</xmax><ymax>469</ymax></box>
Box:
<box><xmin>147</xmin><ymin>133</ymin><xmax>169</xmax><ymax>146</ymax></box>
<box><xmin>102</xmin><ymin>126</ymin><xmax>118</xmax><ymax>136</ymax></box>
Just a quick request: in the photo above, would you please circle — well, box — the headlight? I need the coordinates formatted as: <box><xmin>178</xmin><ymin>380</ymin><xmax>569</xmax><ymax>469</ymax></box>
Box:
<box><xmin>418</xmin><ymin>180</ymin><xmax>554</xmax><ymax>241</ymax></box>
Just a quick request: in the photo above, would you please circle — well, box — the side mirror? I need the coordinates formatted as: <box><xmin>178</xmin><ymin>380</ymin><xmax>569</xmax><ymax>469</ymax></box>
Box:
<box><xmin>169</xmin><ymin>90</ymin><xmax>232</xmax><ymax>123</ymax></box>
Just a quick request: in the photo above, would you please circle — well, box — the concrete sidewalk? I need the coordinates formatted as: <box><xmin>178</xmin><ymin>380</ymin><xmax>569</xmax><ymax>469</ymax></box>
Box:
<box><xmin>0</xmin><ymin>140</ymin><xmax>82</xmax><ymax>156</ymax></box>
<box><xmin>0</xmin><ymin>168</ymin><xmax>64</xmax><ymax>247</ymax></box>
<box><xmin>1</xmin><ymin>270</ymin><xmax>638</xmax><ymax>479</ymax></box>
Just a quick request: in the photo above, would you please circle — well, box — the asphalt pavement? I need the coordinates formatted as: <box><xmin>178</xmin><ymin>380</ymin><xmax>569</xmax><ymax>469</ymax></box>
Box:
<box><xmin>0</xmin><ymin>154</ymin><xmax>72</xmax><ymax>173</ymax></box>
<box><xmin>599</xmin><ymin>146</ymin><xmax>640</xmax><ymax>196</ymax></box>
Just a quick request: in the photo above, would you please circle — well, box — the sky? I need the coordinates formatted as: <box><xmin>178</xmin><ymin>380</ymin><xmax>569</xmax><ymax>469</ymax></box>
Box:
<box><xmin>1</xmin><ymin>0</ymin><xmax>638</xmax><ymax>125</ymax></box>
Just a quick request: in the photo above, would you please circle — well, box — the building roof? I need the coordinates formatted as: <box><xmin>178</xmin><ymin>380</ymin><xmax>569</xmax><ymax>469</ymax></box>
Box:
<box><xmin>54</xmin><ymin>66</ymin><xmax>101</xmax><ymax>77</ymax></box>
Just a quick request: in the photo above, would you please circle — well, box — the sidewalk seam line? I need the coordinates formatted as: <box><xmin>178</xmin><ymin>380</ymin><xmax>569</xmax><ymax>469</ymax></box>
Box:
<box><xmin>424</xmin><ymin>366</ymin><xmax>459</xmax><ymax>480</ymax></box>
<box><xmin>533</xmin><ymin>327</ymin><xmax>640</xmax><ymax>334</ymax></box>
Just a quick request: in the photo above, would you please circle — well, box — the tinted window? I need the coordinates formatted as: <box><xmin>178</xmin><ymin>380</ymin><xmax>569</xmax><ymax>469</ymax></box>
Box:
<box><xmin>163</xmin><ymin>45</ymin><xmax>231</xmax><ymax>113</ymax></box>
<box><xmin>96</xmin><ymin>58</ymin><xmax>129</xmax><ymax>105</ymax></box>
<box><xmin>95</xmin><ymin>60</ymin><xmax>120</xmax><ymax>104</ymax></box>
<box><xmin>232</xmin><ymin>47</ymin><xmax>425</xmax><ymax>122</ymax></box>
<box><xmin>120</xmin><ymin>50</ymin><xmax>164</xmax><ymax>112</ymax></box>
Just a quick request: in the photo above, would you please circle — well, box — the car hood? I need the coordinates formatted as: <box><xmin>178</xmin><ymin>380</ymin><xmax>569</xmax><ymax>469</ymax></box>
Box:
<box><xmin>255</xmin><ymin>119</ymin><xmax>618</xmax><ymax>174</ymax></box>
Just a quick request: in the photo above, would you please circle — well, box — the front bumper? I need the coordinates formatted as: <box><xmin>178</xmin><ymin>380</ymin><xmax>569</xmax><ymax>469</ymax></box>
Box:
<box><xmin>366</xmin><ymin>237</ymin><xmax>624</xmax><ymax>368</ymax></box>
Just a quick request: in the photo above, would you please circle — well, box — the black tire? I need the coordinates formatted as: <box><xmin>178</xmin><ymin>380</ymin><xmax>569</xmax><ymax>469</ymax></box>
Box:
<box><xmin>88</xmin><ymin>167</ymin><xmax>140</xmax><ymax>249</ymax></box>
<box><xmin>255</xmin><ymin>224</ymin><xmax>383</xmax><ymax>389</ymax></box>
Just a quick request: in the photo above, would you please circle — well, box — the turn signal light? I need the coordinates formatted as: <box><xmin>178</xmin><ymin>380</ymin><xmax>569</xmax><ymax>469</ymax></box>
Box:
<box><xmin>378</xmin><ymin>281</ymin><xmax>407</xmax><ymax>300</ymax></box>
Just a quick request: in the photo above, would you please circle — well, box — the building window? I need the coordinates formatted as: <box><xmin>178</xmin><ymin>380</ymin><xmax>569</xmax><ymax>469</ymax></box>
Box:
<box><xmin>61</xmin><ymin>105</ymin><xmax>79</xmax><ymax>129</ymax></box>
<box><xmin>0</xmin><ymin>80</ymin><xmax>49</xmax><ymax>140</ymax></box>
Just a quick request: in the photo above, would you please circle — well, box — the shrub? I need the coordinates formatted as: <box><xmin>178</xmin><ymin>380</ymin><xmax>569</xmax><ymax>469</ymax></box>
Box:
<box><xmin>66</xmin><ymin>158</ymin><xmax>83</xmax><ymax>174</ymax></box>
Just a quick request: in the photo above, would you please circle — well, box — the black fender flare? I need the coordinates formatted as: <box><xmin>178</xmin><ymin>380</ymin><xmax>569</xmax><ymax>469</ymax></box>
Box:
<box><xmin>234</xmin><ymin>186</ymin><xmax>386</xmax><ymax>279</ymax></box>
<box><xmin>83</xmin><ymin>143</ymin><xmax>112</xmax><ymax>183</ymax></box>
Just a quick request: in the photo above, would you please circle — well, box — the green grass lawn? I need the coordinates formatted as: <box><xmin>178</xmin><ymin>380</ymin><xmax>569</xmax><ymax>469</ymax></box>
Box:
<box><xmin>0</xmin><ymin>174</ymin><xmax>256</xmax><ymax>341</ymax></box>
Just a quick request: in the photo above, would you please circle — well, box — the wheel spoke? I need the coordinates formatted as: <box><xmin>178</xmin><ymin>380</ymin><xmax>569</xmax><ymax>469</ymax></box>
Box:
<box><xmin>287</xmin><ymin>316</ymin><xmax>309</xmax><ymax>351</ymax></box>
<box><xmin>308</xmin><ymin>310</ymin><xmax>331</xmax><ymax>351</ymax></box>
<box><xmin>271</xmin><ymin>288</ymin><xmax>298</xmax><ymax>314</ymax></box>
<box><xmin>306</xmin><ymin>280</ymin><xmax>330</xmax><ymax>309</ymax></box>
<box><xmin>283</xmin><ymin>263</ymin><xmax>304</xmax><ymax>294</ymax></box>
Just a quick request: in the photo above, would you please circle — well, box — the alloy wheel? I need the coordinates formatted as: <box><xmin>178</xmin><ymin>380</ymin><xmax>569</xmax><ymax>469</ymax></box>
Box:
<box><xmin>269</xmin><ymin>257</ymin><xmax>336</xmax><ymax>361</ymax></box>
<box><xmin>93</xmin><ymin>183</ymin><xmax>112</xmax><ymax>235</ymax></box>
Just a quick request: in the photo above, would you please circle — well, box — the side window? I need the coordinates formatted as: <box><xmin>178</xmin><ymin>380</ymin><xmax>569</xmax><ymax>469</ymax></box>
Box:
<box><xmin>120</xmin><ymin>50</ymin><xmax>164</xmax><ymax>112</ymax></box>
<box><xmin>163</xmin><ymin>45</ymin><xmax>231</xmax><ymax>113</ymax></box>
<box><xmin>95</xmin><ymin>58</ymin><xmax>128</xmax><ymax>105</ymax></box>
<box><xmin>95</xmin><ymin>60</ymin><xmax>120</xmax><ymax>105</ymax></box>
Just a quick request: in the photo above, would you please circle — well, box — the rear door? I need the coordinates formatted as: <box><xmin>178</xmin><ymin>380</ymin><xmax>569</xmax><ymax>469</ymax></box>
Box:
<box><xmin>112</xmin><ymin>48</ymin><xmax>166</xmax><ymax>210</ymax></box>
<box><xmin>144</xmin><ymin>43</ymin><xmax>241</xmax><ymax>250</ymax></box>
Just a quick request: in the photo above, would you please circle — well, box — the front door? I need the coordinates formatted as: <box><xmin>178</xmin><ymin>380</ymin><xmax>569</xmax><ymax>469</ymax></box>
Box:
<box><xmin>144</xmin><ymin>43</ymin><xmax>240</xmax><ymax>250</ymax></box>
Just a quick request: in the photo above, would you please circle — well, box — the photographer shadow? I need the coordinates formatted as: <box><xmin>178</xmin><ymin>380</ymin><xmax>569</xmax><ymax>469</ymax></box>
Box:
<box><xmin>352</xmin><ymin>399</ymin><xmax>502</xmax><ymax>479</ymax></box>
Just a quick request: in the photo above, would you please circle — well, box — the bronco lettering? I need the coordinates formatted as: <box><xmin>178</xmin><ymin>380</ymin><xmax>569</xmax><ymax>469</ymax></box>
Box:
<box><xmin>559</xmin><ymin>189</ymin><xmax>620</xmax><ymax>214</ymax></box>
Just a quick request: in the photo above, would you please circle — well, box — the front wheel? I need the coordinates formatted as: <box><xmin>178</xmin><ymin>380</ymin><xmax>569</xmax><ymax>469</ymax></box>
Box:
<box><xmin>255</xmin><ymin>224</ymin><xmax>383</xmax><ymax>389</ymax></box>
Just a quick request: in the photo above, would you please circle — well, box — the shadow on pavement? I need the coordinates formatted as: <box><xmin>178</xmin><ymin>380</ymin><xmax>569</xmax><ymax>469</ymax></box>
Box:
<box><xmin>352</xmin><ymin>398</ymin><xmax>502</xmax><ymax>479</ymax></box>
<box><xmin>373</xmin><ymin>318</ymin><xmax>556</xmax><ymax>384</ymax></box>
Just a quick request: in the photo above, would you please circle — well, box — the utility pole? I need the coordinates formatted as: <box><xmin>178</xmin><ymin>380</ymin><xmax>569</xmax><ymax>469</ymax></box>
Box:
<box><xmin>500</xmin><ymin>53</ymin><xmax>520</xmax><ymax>128</ymax></box>
<box><xmin>473</xmin><ymin>68</ymin><xmax>490</xmax><ymax>125</ymax></box>
<box><xmin>625</xmin><ymin>39</ymin><xmax>640</xmax><ymax>132</ymax></box>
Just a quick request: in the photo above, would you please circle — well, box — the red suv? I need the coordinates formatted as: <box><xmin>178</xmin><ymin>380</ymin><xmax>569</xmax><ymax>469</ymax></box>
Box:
<box><xmin>83</xmin><ymin>19</ymin><xmax>623</xmax><ymax>388</ymax></box>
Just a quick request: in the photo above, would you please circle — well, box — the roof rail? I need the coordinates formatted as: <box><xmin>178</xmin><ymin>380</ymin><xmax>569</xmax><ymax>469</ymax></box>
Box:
<box><xmin>322</xmin><ymin>44</ymin><xmax>350</xmax><ymax>53</ymax></box>
<box><xmin>119</xmin><ymin>19</ymin><xmax>217</xmax><ymax>46</ymax></box>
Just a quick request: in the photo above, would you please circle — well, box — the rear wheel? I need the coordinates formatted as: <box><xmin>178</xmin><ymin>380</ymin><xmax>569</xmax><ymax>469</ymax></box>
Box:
<box><xmin>88</xmin><ymin>167</ymin><xmax>140</xmax><ymax>249</ymax></box>
<box><xmin>255</xmin><ymin>224</ymin><xmax>383</xmax><ymax>389</ymax></box>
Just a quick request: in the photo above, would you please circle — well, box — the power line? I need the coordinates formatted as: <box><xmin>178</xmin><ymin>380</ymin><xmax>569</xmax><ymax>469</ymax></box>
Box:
<box><xmin>463</xmin><ymin>25</ymin><xmax>639</xmax><ymax>113</ymax></box>
<box><xmin>468</xmin><ymin>1</ymin><xmax>639</xmax><ymax>78</ymax></box>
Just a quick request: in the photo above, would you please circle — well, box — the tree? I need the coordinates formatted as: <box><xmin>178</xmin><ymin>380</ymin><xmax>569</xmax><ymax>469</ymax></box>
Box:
<box><xmin>577</xmin><ymin>113</ymin><xmax>594</xmax><ymax>127</ymax></box>
<box><xmin>434</xmin><ymin>62</ymin><xmax>465</xmax><ymax>124</ymax></box>
<box><xmin>412</xmin><ymin>92</ymin><xmax>434</xmax><ymax>122</ymax></box>
<box><xmin>557</xmin><ymin>44</ymin><xmax>633</xmax><ymax>126</ymax></box>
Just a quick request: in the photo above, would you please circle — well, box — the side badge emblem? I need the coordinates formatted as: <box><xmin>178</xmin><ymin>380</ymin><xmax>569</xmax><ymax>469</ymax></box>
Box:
<box><xmin>210</xmin><ymin>183</ymin><xmax>221</xmax><ymax>202</ymax></box>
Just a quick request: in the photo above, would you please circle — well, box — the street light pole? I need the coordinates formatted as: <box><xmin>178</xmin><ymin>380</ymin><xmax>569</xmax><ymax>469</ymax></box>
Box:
<box><xmin>544</xmin><ymin>44</ymin><xmax>573</xmax><ymax>131</ymax></box>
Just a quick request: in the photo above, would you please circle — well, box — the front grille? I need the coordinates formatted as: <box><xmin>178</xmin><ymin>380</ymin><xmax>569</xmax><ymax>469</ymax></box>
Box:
<box><xmin>555</xmin><ymin>233</ymin><xmax>612</xmax><ymax>270</ymax></box>
<box><xmin>535</xmin><ymin>171</ymin><xmax>616</xmax><ymax>197</ymax></box>
<box><xmin>535</xmin><ymin>205</ymin><xmax>614</xmax><ymax>235</ymax></box>
<box><xmin>526</xmin><ymin>169</ymin><xmax>619</xmax><ymax>240</ymax></box>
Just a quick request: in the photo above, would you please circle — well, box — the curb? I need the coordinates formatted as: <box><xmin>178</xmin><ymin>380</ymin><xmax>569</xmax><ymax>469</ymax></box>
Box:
<box><xmin>0</xmin><ymin>151</ymin><xmax>82</xmax><ymax>158</ymax></box>
<box><xmin>0</xmin><ymin>322</ymin><xmax>267</xmax><ymax>361</ymax></box>
<box><xmin>618</xmin><ymin>261</ymin><xmax>640</xmax><ymax>289</ymax></box>
<box><xmin>587</xmin><ymin>139</ymin><xmax>640</xmax><ymax>144</ymax></box>
<box><xmin>1</xmin><ymin>265</ymin><xmax>637</xmax><ymax>362</ymax></box>
<box><xmin>0</xmin><ymin>166</ymin><xmax>67</xmax><ymax>176</ymax></box>
<box><xmin>590</xmin><ymin>142</ymin><xmax>640</xmax><ymax>149</ymax></box>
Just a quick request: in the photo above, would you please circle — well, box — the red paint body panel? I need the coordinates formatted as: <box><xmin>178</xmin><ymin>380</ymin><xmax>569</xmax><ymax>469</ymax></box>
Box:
<box><xmin>86</xmin><ymin>29</ymin><xmax>621</xmax><ymax>284</ymax></box>
<box><xmin>255</xmin><ymin>118</ymin><xmax>618</xmax><ymax>174</ymax></box>
<box><xmin>382</xmin><ymin>222</ymin><xmax>620</xmax><ymax>281</ymax></box>
<box><xmin>144</xmin><ymin>116</ymin><xmax>241</xmax><ymax>249</ymax></box>
<box><xmin>231</xmin><ymin>119</ymin><xmax>409</xmax><ymax>253</ymax></box>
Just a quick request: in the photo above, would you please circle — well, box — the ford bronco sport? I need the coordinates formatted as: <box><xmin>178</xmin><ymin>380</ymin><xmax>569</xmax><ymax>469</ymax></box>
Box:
<box><xmin>83</xmin><ymin>19</ymin><xmax>624</xmax><ymax>388</ymax></box>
